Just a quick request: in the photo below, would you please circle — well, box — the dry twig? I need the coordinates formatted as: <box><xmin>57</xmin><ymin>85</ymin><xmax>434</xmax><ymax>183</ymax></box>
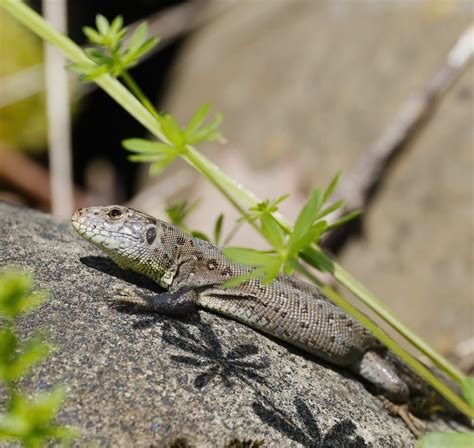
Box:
<box><xmin>322</xmin><ymin>24</ymin><xmax>474</xmax><ymax>254</ymax></box>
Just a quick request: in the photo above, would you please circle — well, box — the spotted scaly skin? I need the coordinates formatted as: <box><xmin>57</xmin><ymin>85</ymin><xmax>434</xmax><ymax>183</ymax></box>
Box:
<box><xmin>72</xmin><ymin>205</ymin><xmax>432</xmax><ymax>434</ymax></box>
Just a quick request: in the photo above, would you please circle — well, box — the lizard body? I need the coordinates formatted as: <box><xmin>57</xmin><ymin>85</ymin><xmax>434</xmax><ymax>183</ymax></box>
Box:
<box><xmin>72</xmin><ymin>205</ymin><xmax>435</xmax><ymax>433</ymax></box>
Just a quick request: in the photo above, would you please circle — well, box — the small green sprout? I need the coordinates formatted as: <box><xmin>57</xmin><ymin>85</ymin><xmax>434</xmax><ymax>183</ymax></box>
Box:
<box><xmin>223</xmin><ymin>172</ymin><xmax>361</xmax><ymax>286</ymax></box>
<box><xmin>69</xmin><ymin>15</ymin><xmax>158</xmax><ymax>80</ymax></box>
<box><xmin>165</xmin><ymin>200</ymin><xmax>201</xmax><ymax>229</ymax></box>
<box><xmin>0</xmin><ymin>270</ymin><xmax>76</xmax><ymax>446</ymax></box>
<box><xmin>122</xmin><ymin>103</ymin><xmax>224</xmax><ymax>176</ymax></box>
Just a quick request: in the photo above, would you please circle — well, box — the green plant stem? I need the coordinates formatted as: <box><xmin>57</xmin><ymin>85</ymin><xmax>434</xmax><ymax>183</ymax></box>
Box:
<box><xmin>223</xmin><ymin>220</ymin><xmax>244</xmax><ymax>246</ymax></box>
<box><xmin>120</xmin><ymin>69</ymin><xmax>161</xmax><ymax>121</ymax></box>
<box><xmin>303</xmin><ymin>247</ymin><xmax>466</xmax><ymax>385</ymax></box>
<box><xmin>2</xmin><ymin>0</ymin><xmax>469</xmax><ymax>416</ymax></box>
<box><xmin>296</xmin><ymin>262</ymin><xmax>474</xmax><ymax>418</ymax></box>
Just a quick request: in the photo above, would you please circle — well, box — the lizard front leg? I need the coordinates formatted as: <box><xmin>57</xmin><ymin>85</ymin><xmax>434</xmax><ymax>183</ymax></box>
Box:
<box><xmin>110</xmin><ymin>286</ymin><xmax>198</xmax><ymax>316</ymax></box>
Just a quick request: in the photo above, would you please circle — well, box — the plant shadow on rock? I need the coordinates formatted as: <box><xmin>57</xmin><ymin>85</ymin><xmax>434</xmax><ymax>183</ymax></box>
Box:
<box><xmin>252</xmin><ymin>396</ymin><xmax>368</xmax><ymax>448</ymax></box>
<box><xmin>162</xmin><ymin>319</ymin><xmax>270</xmax><ymax>389</ymax></box>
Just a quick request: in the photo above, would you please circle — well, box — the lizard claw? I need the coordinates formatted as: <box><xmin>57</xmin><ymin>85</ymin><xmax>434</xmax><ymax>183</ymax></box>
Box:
<box><xmin>107</xmin><ymin>285</ymin><xmax>148</xmax><ymax>309</ymax></box>
<box><xmin>378</xmin><ymin>396</ymin><xmax>427</xmax><ymax>437</ymax></box>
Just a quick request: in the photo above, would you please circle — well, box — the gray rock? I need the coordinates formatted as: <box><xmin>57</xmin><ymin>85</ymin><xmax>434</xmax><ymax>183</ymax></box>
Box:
<box><xmin>0</xmin><ymin>202</ymin><xmax>464</xmax><ymax>447</ymax></box>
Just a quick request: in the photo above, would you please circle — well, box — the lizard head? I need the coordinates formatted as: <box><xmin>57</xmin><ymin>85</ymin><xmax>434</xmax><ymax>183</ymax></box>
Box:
<box><xmin>71</xmin><ymin>205</ymin><xmax>167</xmax><ymax>280</ymax></box>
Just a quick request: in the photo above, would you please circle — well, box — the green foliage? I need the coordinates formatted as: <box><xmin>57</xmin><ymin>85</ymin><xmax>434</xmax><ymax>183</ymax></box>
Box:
<box><xmin>68</xmin><ymin>15</ymin><xmax>158</xmax><ymax>80</ymax></box>
<box><xmin>165</xmin><ymin>200</ymin><xmax>210</xmax><ymax>242</ymax></box>
<box><xmin>165</xmin><ymin>200</ymin><xmax>200</xmax><ymax>230</ymax></box>
<box><xmin>70</xmin><ymin>14</ymin><xmax>225</xmax><ymax>176</ymax></box>
<box><xmin>416</xmin><ymin>432</ymin><xmax>474</xmax><ymax>448</ymax></box>
<box><xmin>165</xmin><ymin>200</ymin><xmax>230</xmax><ymax>244</ymax></box>
<box><xmin>122</xmin><ymin>103</ymin><xmax>224</xmax><ymax>176</ymax></box>
<box><xmin>0</xmin><ymin>271</ymin><xmax>48</xmax><ymax>320</ymax></box>
<box><xmin>223</xmin><ymin>173</ymin><xmax>360</xmax><ymax>285</ymax></box>
<box><xmin>213</xmin><ymin>214</ymin><xmax>224</xmax><ymax>246</ymax></box>
<box><xmin>0</xmin><ymin>270</ymin><xmax>76</xmax><ymax>446</ymax></box>
<box><xmin>237</xmin><ymin>194</ymin><xmax>288</xmax><ymax>224</ymax></box>
<box><xmin>462</xmin><ymin>377</ymin><xmax>474</xmax><ymax>408</ymax></box>
<box><xmin>122</xmin><ymin>138</ymin><xmax>177</xmax><ymax>175</ymax></box>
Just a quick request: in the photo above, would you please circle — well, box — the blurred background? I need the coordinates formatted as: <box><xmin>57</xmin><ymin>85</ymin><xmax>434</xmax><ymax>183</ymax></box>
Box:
<box><xmin>0</xmin><ymin>0</ymin><xmax>472</xmax><ymax>367</ymax></box>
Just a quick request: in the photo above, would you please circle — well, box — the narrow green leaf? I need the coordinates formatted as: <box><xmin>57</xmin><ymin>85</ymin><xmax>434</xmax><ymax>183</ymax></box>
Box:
<box><xmin>66</xmin><ymin>62</ymin><xmax>95</xmax><ymax>75</ymax></box>
<box><xmin>214</xmin><ymin>214</ymin><xmax>224</xmax><ymax>245</ymax></box>
<box><xmin>31</xmin><ymin>387</ymin><xmax>67</xmax><ymax>422</ymax></box>
<box><xmin>110</xmin><ymin>15</ymin><xmax>123</xmax><ymax>34</ymax></box>
<box><xmin>260</xmin><ymin>214</ymin><xmax>285</xmax><ymax>250</ymax></box>
<box><xmin>289</xmin><ymin>188</ymin><xmax>322</xmax><ymax>247</ymax></box>
<box><xmin>289</xmin><ymin>221</ymin><xmax>327</xmax><ymax>256</ymax></box>
<box><xmin>135</xmin><ymin>36</ymin><xmax>159</xmax><ymax>56</ymax></box>
<box><xmin>82</xmin><ymin>26</ymin><xmax>102</xmax><ymax>44</ymax></box>
<box><xmin>122</xmin><ymin>138</ymin><xmax>174</xmax><ymax>154</ymax></box>
<box><xmin>188</xmin><ymin>113</ymin><xmax>224</xmax><ymax>144</ymax></box>
<box><xmin>11</xmin><ymin>335</ymin><xmax>52</xmax><ymax>380</ymax></box>
<box><xmin>82</xmin><ymin>65</ymin><xmax>109</xmax><ymax>80</ymax></box>
<box><xmin>84</xmin><ymin>48</ymin><xmax>112</xmax><ymax>65</ymax></box>
<box><xmin>223</xmin><ymin>268</ymin><xmax>265</xmax><ymax>289</ymax></box>
<box><xmin>116</xmin><ymin>27</ymin><xmax>129</xmax><ymax>42</ymax></box>
<box><xmin>317</xmin><ymin>199</ymin><xmax>345</xmax><ymax>220</ymax></box>
<box><xmin>128</xmin><ymin>22</ymin><xmax>148</xmax><ymax>52</ymax></box>
<box><xmin>0</xmin><ymin>272</ymin><xmax>47</xmax><ymax>319</ymax></box>
<box><xmin>190</xmin><ymin>231</ymin><xmax>210</xmax><ymax>242</ymax></box>
<box><xmin>148</xmin><ymin>157</ymin><xmax>175</xmax><ymax>175</ymax></box>
<box><xmin>416</xmin><ymin>432</ymin><xmax>474</xmax><ymax>448</ymax></box>
<box><xmin>323</xmin><ymin>171</ymin><xmax>341</xmax><ymax>203</ymax></box>
<box><xmin>272</xmin><ymin>194</ymin><xmax>290</xmax><ymax>208</ymax></box>
<box><xmin>160</xmin><ymin>114</ymin><xmax>184</xmax><ymax>147</ymax></box>
<box><xmin>261</xmin><ymin>257</ymin><xmax>282</xmax><ymax>285</ymax></box>
<box><xmin>223</xmin><ymin>247</ymin><xmax>276</xmax><ymax>267</ymax></box>
<box><xmin>95</xmin><ymin>14</ymin><xmax>109</xmax><ymax>35</ymax></box>
<box><xmin>165</xmin><ymin>200</ymin><xmax>200</xmax><ymax>227</ymax></box>
<box><xmin>123</xmin><ymin>37</ymin><xmax>159</xmax><ymax>67</ymax></box>
<box><xmin>185</xmin><ymin>103</ymin><xmax>210</xmax><ymax>138</ymax></box>
<box><xmin>283</xmin><ymin>256</ymin><xmax>299</xmax><ymax>276</ymax></box>
<box><xmin>462</xmin><ymin>377</ymin><xmax>474</xmax><ymax>408</ymax></box>
<box><xmin>127</xmin><ymin>154</ymin><xmax>166</xmax><ymax>163</ymax></box>
<box><xmin>326</xmin><ymin>210</ymin><xmax>361</xmax><ymax>231</ymax></box>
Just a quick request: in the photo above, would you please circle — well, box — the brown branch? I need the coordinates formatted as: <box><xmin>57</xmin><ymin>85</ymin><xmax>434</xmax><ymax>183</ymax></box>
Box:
<box><xmin>322</xmin><ymin>24</ymin><xmax>474</xmax><ymax>254</ymax></box>
<box><xmin>0</xmin><ymin>141</ymin><xmax>99</xmax><ymax>209</ymax></box>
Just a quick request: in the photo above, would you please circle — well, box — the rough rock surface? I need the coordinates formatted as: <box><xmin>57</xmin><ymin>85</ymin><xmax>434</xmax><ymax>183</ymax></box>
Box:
<box><xmin>0</xmin><ymin>202</ymin><xmax>467</xmax><ymax>447</ymax></box>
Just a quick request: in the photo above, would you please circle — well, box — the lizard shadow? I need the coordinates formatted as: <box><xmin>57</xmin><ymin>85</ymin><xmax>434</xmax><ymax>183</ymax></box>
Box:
<box><xmin>80</xmin><ymin>255</ymin><xmax>164</xmax><ymax>293</ymax></box>
<box><xmin>252</xmin><ymin>395</ymin><xmax>368</xmax><ymax>447</ymax></box>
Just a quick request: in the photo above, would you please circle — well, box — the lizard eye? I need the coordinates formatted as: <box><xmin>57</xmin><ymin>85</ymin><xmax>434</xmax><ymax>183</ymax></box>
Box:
<box><xmin>146</xmin><ymin>227</ymin><xmax>157</xmax><ymax>245</ymax></box>
<box><xmin>108</xmin><ymin>208</ymin><xmax>122</xmax><ymax>219</ymax></box>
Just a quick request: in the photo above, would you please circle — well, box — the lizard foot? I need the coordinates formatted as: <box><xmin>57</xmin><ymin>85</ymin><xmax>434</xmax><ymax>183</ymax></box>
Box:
<box><xmin>378</xmin><ymin>396</ymin><xmax>427</xmax><ymax>437</ymax></box>
<box><xmin>107</xmin><ymin>285</ymin><xmax>151</xmax><ymax>310</ymax></box>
